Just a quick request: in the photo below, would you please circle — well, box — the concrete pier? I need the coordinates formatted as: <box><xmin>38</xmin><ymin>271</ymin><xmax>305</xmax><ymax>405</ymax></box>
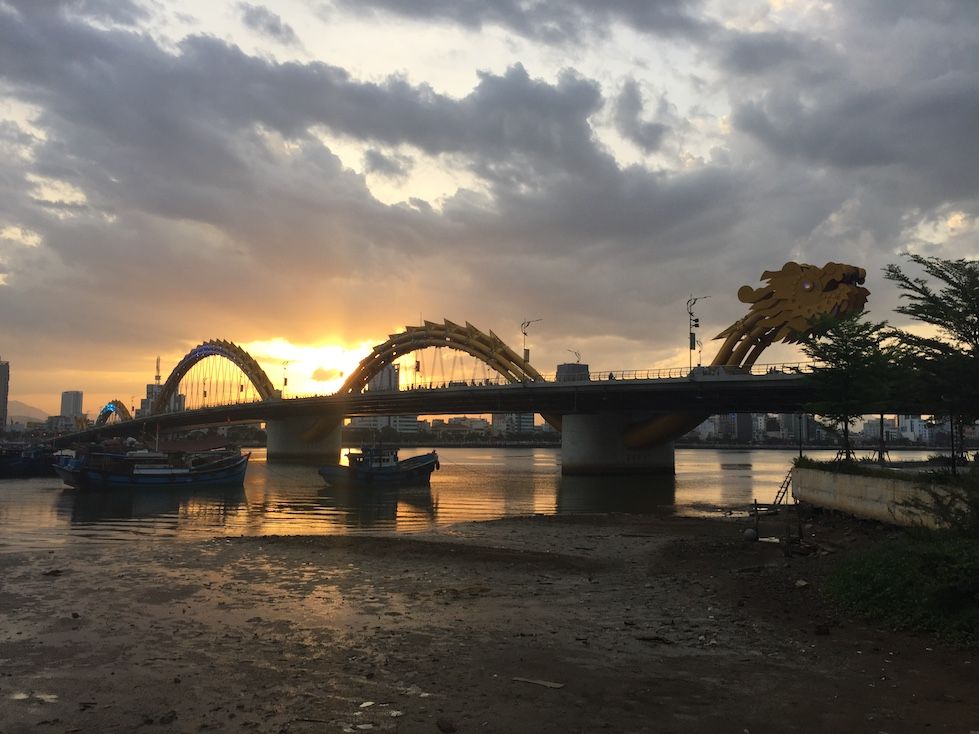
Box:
<box><xmin>560</xmin><ymin>412</ymin><xmax>675</xmax><ymax>475</ymax></box>
<box><xmin>265</xmin><ymin>416</ymin><xmax>341</xmax><ymax>464</ymax></box>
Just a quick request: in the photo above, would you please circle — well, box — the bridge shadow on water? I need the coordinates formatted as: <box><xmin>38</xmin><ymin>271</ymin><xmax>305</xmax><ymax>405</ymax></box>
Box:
<box><xmin>556</xmin><ymin>474</ymin><xmax>676</xmax><ymax>515</ymax></box>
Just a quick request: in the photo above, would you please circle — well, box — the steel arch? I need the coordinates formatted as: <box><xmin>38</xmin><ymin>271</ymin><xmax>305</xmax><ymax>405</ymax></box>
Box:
<box><xmin>95</xmin><ymin>400</ymin><xmax>133</xmax><ymax>426</ymax></box>
<box><xmin>339</xmin><ymin>320</ymin><xmax>545</xmax><ymax>394</ymax></box>
<box><xmin>152</xmin><ymin>339</ymin><xmax>276</xmax><ymax>414</ymax></box>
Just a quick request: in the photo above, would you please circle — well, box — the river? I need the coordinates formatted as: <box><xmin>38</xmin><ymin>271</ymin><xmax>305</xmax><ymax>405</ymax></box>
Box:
<box><xmin>0</xmin><ymin>447</ymin><xmax>936</xmax><ymax>551</ymax></box>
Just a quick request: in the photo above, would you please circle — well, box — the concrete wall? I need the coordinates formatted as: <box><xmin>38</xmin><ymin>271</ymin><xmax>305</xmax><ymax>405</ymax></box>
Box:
<box><xmin>792</xmin><ymin>466</ymin><xmax>958</xmax><ymax>527</ymax></box>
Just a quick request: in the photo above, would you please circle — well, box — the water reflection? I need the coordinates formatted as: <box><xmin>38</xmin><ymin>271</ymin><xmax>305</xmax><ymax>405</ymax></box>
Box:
<box><xmin>58</xmin><ymin>486</ymin><xmax>245</xmax><ymax>524</ymax></box>
<box><xmin>0</xmin><ymin>447</ymin><xmax>938</xmax><ymax>549</ymax></box>
<box><xmin>317</xmin><ymin>483</ymin><xmax>435</xmax><ymax>528</ymax></box>
<box><xmin>557</xmin><ymin>474</ymin><xmax>676</xmax><ymax>514</ymax></box>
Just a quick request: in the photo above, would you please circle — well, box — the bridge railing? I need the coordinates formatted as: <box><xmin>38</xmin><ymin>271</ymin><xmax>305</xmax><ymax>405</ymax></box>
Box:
<box><xmin>365</xmin><ymin>361</ymin><xmax>816</xmax><ymax>391</ymax></box>
<box><xmin>143</xmin><ymin>361</ymin><xmax>818</xmax><ymax>410</ymax></box>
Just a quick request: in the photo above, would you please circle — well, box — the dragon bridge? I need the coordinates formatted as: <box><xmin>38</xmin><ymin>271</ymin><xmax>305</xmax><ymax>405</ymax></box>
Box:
<box><xmin>339</xmin><ymin>319</ymin><xmax>545</xmax><ymax>394</ymax></box>
<box><xmin>152</xmin><ymin>339</ymin><xmax>276</xmax><ymax>414</ymax></box>
<box><xmin>622</xmin><ymin>261</ymin><xmax>869</xmax><ymax>449</ymax></box>
<box><xmin>95</xmin><ymin>400</ymin><xmax>133</xmax><ymax>426</ymax></box>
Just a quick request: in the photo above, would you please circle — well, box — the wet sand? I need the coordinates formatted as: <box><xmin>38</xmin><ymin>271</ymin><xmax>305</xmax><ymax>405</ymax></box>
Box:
<box><xmin>1</xmin><ymin>511</ymin><xmax>976</xmax><ymax>733</ymax></box>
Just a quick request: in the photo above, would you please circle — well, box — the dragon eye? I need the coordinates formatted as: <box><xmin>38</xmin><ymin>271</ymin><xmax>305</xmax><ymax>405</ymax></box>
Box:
<box><xmin>802</xmin><ymin>280</ymin><xmax>812</xmax><ymax>290</ymax></box>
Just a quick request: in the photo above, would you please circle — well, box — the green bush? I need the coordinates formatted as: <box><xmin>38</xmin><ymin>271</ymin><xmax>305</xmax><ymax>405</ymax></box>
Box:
<box><xmin>828</xmin><ymin>533</ymin><xmax>979</xmax><ymax>646</ymax></box>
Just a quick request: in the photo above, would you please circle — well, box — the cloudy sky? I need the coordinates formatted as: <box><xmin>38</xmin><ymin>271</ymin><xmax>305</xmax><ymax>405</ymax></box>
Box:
<box><xmin>1</xmin><ymin>0</ymin><xmax>977</xmax><ymax>415</ymax></box>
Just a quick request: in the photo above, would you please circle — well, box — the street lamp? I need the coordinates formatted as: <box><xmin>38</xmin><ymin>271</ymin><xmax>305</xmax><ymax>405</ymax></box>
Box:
<box><xmin>686</xmin><ymin>295</ymin><xmax>709</xmax><ymax>372</ymax></box>
<box><xmin>520</xmin><ymin>319</ymin><xmax>541</xmax><ymax>364</ymax></box>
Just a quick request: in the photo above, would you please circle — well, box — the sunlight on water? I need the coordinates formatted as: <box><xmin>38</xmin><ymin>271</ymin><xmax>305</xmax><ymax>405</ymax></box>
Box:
<box><xmin>0</xmin><ymin>447</ymin><xmax>935</xmax><ymax>551</ymax></box>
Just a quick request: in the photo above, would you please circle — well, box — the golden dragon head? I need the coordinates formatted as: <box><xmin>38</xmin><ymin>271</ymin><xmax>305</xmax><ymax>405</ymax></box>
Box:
<box><xmin>716</xmin><ymin>261</ymin><xmax>869</xmax><ymax>346</ymax></box>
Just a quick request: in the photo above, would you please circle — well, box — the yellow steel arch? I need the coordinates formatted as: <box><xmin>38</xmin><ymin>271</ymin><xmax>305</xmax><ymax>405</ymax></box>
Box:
<box><xmin>303</xmin><ymin>320</ymin><xmax>551</xmax><ymax>442</ymax></box>
<box><xmin>152</xmin><ymin>339</ymin><xmax>276</xmax><ymax>414</ymax></box>
<box><xmin>339</xmin><ymin>319</ymin><xmax>545</xmax><ymax>394</ymax></box>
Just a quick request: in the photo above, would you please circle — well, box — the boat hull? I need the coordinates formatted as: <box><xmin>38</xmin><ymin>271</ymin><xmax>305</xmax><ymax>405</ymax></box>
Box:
<box><xmin>55</xmin><ymin>454</ymin><xmax>250</xmax><ymax>491</ymax></box>
<box><xmin>319</xmin><ymin>451</ymin><xmax>439</xmax><ymax>486</ymax></box>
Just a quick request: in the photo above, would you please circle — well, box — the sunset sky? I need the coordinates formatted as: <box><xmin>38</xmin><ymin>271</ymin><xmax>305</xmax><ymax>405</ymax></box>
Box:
<box><xmin>1</xmin><ymin>0</ymin><xmax>977</xmax><ymax>415</ymax></box>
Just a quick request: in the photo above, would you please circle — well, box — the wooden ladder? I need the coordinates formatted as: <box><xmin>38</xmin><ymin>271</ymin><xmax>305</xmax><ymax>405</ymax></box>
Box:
<box><xmin>772</xmin><ymin>467</ymin><xmax>793</xmax><ymax>505</ymax></box>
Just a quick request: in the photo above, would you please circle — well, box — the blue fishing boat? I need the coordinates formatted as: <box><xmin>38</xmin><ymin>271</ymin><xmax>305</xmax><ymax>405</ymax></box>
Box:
<box><xmin>54</xmin><ymin>446</ymin><xmax>250</xmax><ymax>490</ymax></box>
<box><xmin>319</xmin><ymin>447</ymin><xmax>439</xmax><ymax>486</ymax></box>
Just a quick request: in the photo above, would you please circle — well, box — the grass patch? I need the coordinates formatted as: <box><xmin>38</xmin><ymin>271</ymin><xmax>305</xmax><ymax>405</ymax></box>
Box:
<box><xmin>828</xmin><ymin>532</ymin><xmax>979</xmax><ymax>646</ymax></box>
<box><xmin>794</xmin><ymin>455</ymin><xmax>975</xmax><ymax>485</ymax></box>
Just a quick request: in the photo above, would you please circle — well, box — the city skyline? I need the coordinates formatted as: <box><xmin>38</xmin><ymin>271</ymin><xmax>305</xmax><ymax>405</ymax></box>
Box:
<box><xmin>1</xmin><ymin>1</ymin><xmax>977</xmax><ymax>414</ymax></box>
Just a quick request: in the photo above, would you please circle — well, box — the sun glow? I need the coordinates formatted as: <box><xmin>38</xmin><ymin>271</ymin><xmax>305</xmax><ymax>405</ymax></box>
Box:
<box><xmin>241</xmin><ymin>338</ymin><xmax>376</xmax><ymax>396</ymax></box>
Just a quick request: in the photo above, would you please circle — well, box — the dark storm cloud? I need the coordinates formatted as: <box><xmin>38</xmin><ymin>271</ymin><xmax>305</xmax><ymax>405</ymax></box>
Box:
<box><xmin>613</xmin><ymin>80</ymin><xmax>669</xmax><ymax>153</ymax></box>
<box><xmin>327</xmin><ymin>0</ymin><xmax>713</xmax><ymax>43</ymax></box>
<box><xmin>238</xmin><ymin>3</ymin><xmax>300</xmax><ymax>46</ymax></box>
<box><xmin>3</xmin><ymin>0</ymin><xmax>149</xmax><ymax>25</ymax></box>
<box><xmin>718</xmin><ymin>31</ymin><xmax>804</xmax><ymax>76</ymax></box>
<box><xmin>363</xmin><ymin>149</ymin><xmax>413</xmax><ymax>179</ymax></box>
<box><xmin>732</xmin><ymin>72</ymin><xmax>979</xmax><ymax>200</ymax></box>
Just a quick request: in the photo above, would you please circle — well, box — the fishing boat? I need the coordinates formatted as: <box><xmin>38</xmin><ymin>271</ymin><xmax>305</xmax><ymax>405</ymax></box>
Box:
<box><xmin>54</xmin><ymin>445</ymin><xmax>250</xmax><ymax>490</ymax></box>
<box><xmin>319</xmin><ymin>447</ymin><xmax>439</xmax><ymax>486</ymax></box>
<box><xmin>0</xmin><ymin>442</ymin><xmax>56</xmax><ymax>478</ymax></box>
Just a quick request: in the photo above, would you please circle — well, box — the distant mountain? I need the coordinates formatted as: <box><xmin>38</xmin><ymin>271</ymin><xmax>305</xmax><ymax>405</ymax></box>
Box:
<box><xmin>7</xmin><ymin>400</ymin><xmax>48</xmax><ymax>421</ymax></box>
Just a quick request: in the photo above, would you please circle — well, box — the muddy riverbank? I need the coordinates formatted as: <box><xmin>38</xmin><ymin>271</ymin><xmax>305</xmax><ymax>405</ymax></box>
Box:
<box><xmin>1</xmin><ymin>511</ymin><xmax>975</xmax><ymax>733</ymax></box>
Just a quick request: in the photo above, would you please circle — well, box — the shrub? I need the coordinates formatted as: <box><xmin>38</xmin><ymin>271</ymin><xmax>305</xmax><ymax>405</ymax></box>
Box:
<box><xmin>828</xmin><ymin>533</ymin><xmax>979</xmax><ymax>646</ymax></box>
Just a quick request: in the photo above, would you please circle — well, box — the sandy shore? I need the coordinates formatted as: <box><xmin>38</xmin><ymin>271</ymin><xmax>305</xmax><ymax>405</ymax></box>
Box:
<box><xmin>1</xmin><ymin>511</ymin><xmax>976</xmax><ymax>733</ymax></box>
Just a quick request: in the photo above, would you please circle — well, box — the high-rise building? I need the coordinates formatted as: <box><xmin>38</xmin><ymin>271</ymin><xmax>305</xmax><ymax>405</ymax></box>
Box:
<box><xmin>60</xmin><ymin>390</ymin><xmax>83</xmax><ymax>418</ymax></box>
<box><xmin>0</xmin><ymin>357</ymin><xmax>8</xmax><ymax>430</ymax></box>
<box><xmin>492</xmin><ymin>412</ymin><xmax>535</xmax><ymax>434</ymax></box>
<box><xmin>346</xmin><ymin>363</ymin><xmax>417</xmax><ymax>433</ymax></box>
<box><xmin>136</xmin><ymin>383</ymin><xmax>186</xmax><ymax>417</ymax></box>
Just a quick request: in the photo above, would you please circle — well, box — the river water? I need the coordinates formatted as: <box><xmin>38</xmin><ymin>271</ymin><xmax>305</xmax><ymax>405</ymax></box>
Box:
<box><xmin>0</xmin><ymin>447</ymin><xmax>934</xmax><ymax>551</ymax></box>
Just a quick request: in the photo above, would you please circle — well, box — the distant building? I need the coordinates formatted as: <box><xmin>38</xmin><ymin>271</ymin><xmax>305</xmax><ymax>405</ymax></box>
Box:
<box><xmin>736</xmin><ymin>413</ymin><xmax>754</xmax><ymax>443</ymax></box>
<box><xmin>136</xmin><ymin>383</ymin><xmax>186</xmax><ymax>417</ymax></box>
<box><xmin>492</xmin><ymin>412</ymin><xmax>535</xmax><ymax>434</ymax></box>
<box><xmin>46</xmin><ymin>415</ymin><xmax>76</xmax><ymax>432</ymax></box>
<box><xmin>347</xmin><ymin>364</ymin><xmax>418</xmax><ymax>433</ymax></box>
<box><xmin>60</xmin><ymin>390</ymin><xmax>83</xmax><ymax>419</ymax></box>
<box><xmin>779</xmin><ymin>413</ymin><xmax>828</xmax><ymax>443</ymax></box>
<box><xmin>0</xmin><ymin>357</ymin><xmax>8</xmax><ymax>431</ymax></box>
<box><xmin>897</xmin><ymin>414</ymin><xmax>929</xmax><ymax>443</ymax></box>
<box><xmin>349</xmin><ymin>415</ymin><xmax>420</xmax><ymax>433</ymax></box>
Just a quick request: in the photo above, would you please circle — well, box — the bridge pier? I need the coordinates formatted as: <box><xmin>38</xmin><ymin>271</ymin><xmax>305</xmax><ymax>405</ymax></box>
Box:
<box><xmin>265</xmin><ymin>417</ymin><xmax>341</xmax><ymax>464</ymax></box>
<box><xmin>560</xmin><ymin>413</ymin><xmax>675</xmax><ymax>476</ymax></box>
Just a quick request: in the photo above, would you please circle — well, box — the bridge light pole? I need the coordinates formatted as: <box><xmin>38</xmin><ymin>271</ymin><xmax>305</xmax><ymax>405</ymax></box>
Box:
<box><xmin>686</xmin><ymin>295</ymin><xmax>709</xmax><ymax>372</ymax></box>
<box><xmin>520</xmin><ymin>319</ymin><xmax>541</xmax><ymax>365</ymax></box>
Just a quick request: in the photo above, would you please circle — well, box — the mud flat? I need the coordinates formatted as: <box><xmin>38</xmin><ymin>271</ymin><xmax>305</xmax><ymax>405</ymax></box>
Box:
<box><xmin>1</xmin><ymin>512</ymin><xmax>976</xmax><ymax>733</ymax></box>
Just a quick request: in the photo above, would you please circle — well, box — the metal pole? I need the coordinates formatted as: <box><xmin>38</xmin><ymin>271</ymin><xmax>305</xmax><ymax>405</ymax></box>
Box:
<box><xmin>798</xmin><ymin>413</ymin><xmax>803</xmax><ymax>458</ymax></box>
<box><xmin>686</xmin><ymin>296</ymin><xmax>708</xmax><ymax>373</ymax></box>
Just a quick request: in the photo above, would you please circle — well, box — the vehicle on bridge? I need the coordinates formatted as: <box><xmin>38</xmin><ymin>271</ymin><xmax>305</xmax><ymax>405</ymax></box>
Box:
<box><xmin>54</xmin><ymin>445</ymin><xmax>250</xmax><ymax>491</ymax></box>
<box><xmin>319</xmin><ymin>447</ymin><xmax>439</xmax><ymax>487</ymax></box>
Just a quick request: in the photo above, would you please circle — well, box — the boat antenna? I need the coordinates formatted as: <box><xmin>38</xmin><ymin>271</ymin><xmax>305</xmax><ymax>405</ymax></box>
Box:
<box><xmin>567</xmin><ymin>349</ymin><xmax>581</xmax><ymax>363</ymax></box>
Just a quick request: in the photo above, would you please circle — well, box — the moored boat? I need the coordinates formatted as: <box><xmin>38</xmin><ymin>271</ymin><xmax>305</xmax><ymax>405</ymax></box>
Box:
<box><xmin>0</xmin><ymin>442</ymin><xmax>57</xmax><ymax>478</ymax></box>
<box><xmin>54</xmin><ymin>446</ymin><xmax>250</xmax><ymax>490</ymax></box>
<box><xmin>319</xmin><ymin>447</ymin><xmax>439</xmax><ymax>486</ymax></box>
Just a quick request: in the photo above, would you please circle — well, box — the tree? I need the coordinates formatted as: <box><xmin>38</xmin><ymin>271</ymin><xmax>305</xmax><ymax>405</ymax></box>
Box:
<box><xmin>884</xmin><ymin>255</ymin><xmax>979</xmax><ymax>468</ymax></box>
<box><xmin>800</xmin><ymin>314</ymin><xmax>894</xmax><ymax>461</ymax></box>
